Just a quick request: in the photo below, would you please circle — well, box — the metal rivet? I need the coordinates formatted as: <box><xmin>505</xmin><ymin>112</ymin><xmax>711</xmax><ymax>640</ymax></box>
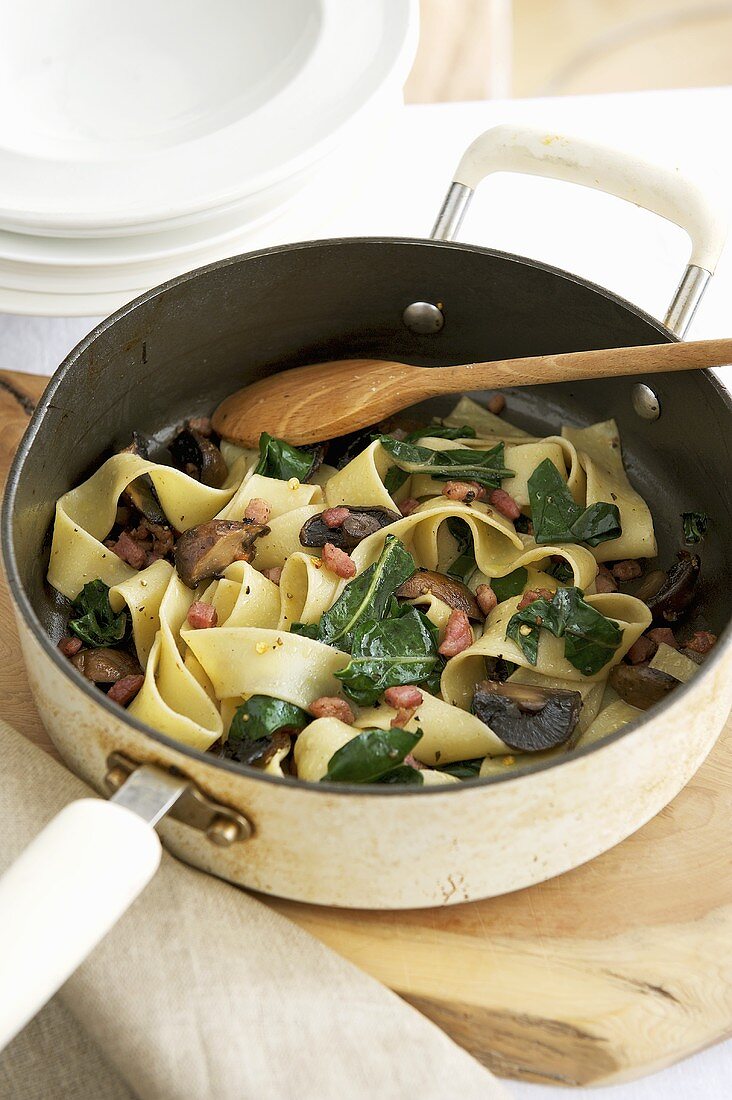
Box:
<box><xmin>206</xmin><ymin>816</ymin><xmax>241</xmax><ymax>847</ymax></box>
<box><xmin>402</xmin><ymin>301</ymin><xmax>444</xmax><ymax>334</ymax></box>
<box><xmin>105</xmin><ymin>765</ymin><xmax>128</xmax><ymax>792</ymax></box>
<box><xmin>631</xmin><ymin>383</ymin><xmax>661</xmax><ymax>421</ymax></box>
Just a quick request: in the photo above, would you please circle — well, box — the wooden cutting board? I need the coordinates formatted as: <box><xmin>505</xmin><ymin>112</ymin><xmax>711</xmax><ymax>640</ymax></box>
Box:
<box><xmin>3</xmin><ymin>370</ymin><xmax>732</xmax><ymax>1088</ymax></box>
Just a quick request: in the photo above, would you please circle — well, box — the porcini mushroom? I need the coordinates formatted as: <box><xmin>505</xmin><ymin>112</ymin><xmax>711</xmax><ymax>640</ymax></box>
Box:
<box><xmin>647</xmin><ymin>552</ymin><xmax>700</xmax><ymax>623</ymax></box>
<box><xmin>472</xmin><ymin>680</ymin><xmax>583</xmax><ymax>752</ymax></box>
<box><xmin>71</xmin><ymin>647</ymin><xmax>142</xmax><ymax>684</ymax></box>
<box><xmin>118</xmin><ymin>434</ymin><xmax>169</xmax><ymax>526</ymax></box>
<box><xmin>395</xmin><ymin>569</ymin><xmax>483</xmax><ymax>621</ymax></box>
<box><xmin>609</xmin><ymin>663</ymin><xmax>678</xmax><ymax>709</ymax></box>
<box><xmin>174</xmin><ymin>519</ymin><xmax>270</xmax><ymax>587</ymax></box>
<box><xmin>300</xmin><ymin>506</ymin><xmax>401</xmax><ymax>551</ymax></box>
<box><xmin>168</xmin><ymin>427</ymin><xmax>228</xmax><ymax>488</ymax></box>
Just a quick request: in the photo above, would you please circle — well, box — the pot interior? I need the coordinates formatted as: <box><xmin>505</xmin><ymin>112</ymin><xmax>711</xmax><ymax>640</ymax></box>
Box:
<box><xmin>6</xmin><ymin>238</ymin><xmax>732</xmax><ymax>730</ymax></box>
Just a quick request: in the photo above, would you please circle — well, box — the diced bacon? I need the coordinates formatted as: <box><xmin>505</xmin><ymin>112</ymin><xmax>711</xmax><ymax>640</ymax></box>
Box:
<box><xmin>595</xmin><ymin>564</ymin><xmax>618</xmax><ymax>593</ymax></box>
<box><xmin>626</xmin><ymin>636</ymin><xmax>656</xmax><ymax>665</ymax></box>
<box><xmin>244</xmin><ymin>498</ymin><xmax>271</xmax><ymax>524</ymax></box>
<box><xmin>403</xmin><ymin>752</ymin><xmax>425</xmax><ymax>770</ymax></box>
<box><xmin>322</xmin><ymin>542</ymin><xmax>356</xmax><ymax>579</ymax></box>
<box><xmin>442</xmin><ymin>481</ymin><xmax>485</xmax><ymax>503</ymax></box>
<box><xmin>686</xmin><ymin>630</ymin><xmax>717</xmax><ymax>654</ymax></box>
<box><xmin>322</xmin><ymin>506</ymin><xmax>350</xmax><ymax>529</ymax></box>
<box><xmin>438</xmin><ymin>610</ymin><xmax>473</xmax><ymax>657</ymax></box>
<box><xmin>487</xmin><ymin>394</ymin><xmax>506</xmax><ymax>415</ymax></box>
<box><xmin>391</xmin><ymin>708</ymin><xmax>418</xmax><ymax>729</ymax></box>
<box><xmin>261</xmin><ymin>566</ymin><xmax>283</xmax><ymax>585</ymax></box>
<box><xmin>110</xmin><ymin>529</ymin><xmax>147</xmax><ymax>569</ymax></box>
<box><xmin>308</xmin><ymin>697</ymin><xmax>355</xmax><ymax>723</ymax></box>
<box><xmin>58</xmin><ymin>635</ymin><xmax>82</xmax><ymax>657</ymax></box>
<box><xmin>187</xmin><ymin>601</ymin><xmax>218</xmax><ymax>629</ymax></box>
<box><xmin>384</xmin><ymin>685</ymin><xmax>423</xmax><ymax>710</ymax></box>
<box><xmin>398</xmin><ymin>498</ymin><xmax>420</xmax><ymax>516</ymax></box>
<box><xmin>475</xmin><ymin>584</ymin><xmax>498</xmax><ymax>616</ymax></box>
<box><xmin>489</xmin><ymin>488</ymin><xmax>521</xmax><ymax>520</ymax></box>
<box><xmin>517</xmin><ymin>587</ymin><xmax>553</xmax><ymax>611</ymax></box>
<box><xmin>647</xmin><ymin>627</ymin><xmax>678</xmax><ymax>650</ymax></box>
<box><xmin>107</xmin><ymin>674</ymin><xmax>145</xmax><ymax>706</ymax></box>
<box><xmin>187</xmin><ymin>416</ymin><xmax>213</xmax><ymax>437</ymax></box>
<box><xmin>612</xmin><ymin>559</ymin><xmax>643</xmax><ymax>582</ymax></box>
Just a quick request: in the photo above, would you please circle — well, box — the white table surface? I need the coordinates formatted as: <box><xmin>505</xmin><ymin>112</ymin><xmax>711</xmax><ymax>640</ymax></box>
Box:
<box><xmin>2</xmin><ymin>87</ymin><xmax>731</xmax><ymax>1097</ymax></box>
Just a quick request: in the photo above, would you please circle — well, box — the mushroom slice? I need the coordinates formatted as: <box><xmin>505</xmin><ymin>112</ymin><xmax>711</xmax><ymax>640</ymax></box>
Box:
<box><xmin>299</xmin><ymin>506</ymin><xmax>401</xmax><ymax>551</ymax></box>
<box><xmin>647</xmin><ymin>552</ymin><xmax>700</xmax><ymax>623</ymax></box>
<box><xmin>472</xmin><ymin>680</ymin><xmax>583</xmax><ymax>752</ymax></box>
<box><xmin>395</xmin><ymin>569</ymin><xmax>483</xmax><ymax>621</ymax></box>
<box><xmin>609</xmin><ymin>663</ymin><xmax>678</xmax><ymax>710</ymax></box>
<box><xmin>168</xmin><ymin>427</ymin><xmax>228</xmax><ymax>488</ymax></box>
<box><xmin>118</xmin><ymin>434</ymin><xmax>169</xmax><ymax>526</ymax></box>
<box><xmin>71</xmin><ymin>647</ymin><xmax>142</xmax><ymax>684</ymax></box>
<box><xmin>174</xmin><ymin>519</ymin><xmax>270</xmax><ymax>587</ymax></box>
<box><xmin>222</xmin><ymin>728</ymin><xmax>290</xmax><ymax>768</ymax></box>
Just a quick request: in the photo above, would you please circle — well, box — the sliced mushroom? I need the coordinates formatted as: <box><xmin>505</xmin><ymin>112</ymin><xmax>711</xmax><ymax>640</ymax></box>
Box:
<box><xmin>300</xmin><ymin>506</ymin><xmax>401</xmax><ymax>551</ymax></box>
<box><xmin>395</xmin><ymin>569</ymin><xmax>483</xmax><ymax>621</ymax></box>
<box><xmin>222</xmin><ymin>728</ymin><xmax>290</xmax><ymax>767</ymax></box>
<box><xmin>118</xmin><ymin>434</ymin><xmax>168</xmax><ymax>526</ymax></box>
<box><xmin>647</xmin><ymin>552</ymin><xmax>701</xmax><ymax>623</ymax></box>
<box><xmin>174</xmin><ymin>519</ymin><xmax>270</xmax><ymax>587</ymax></box>
<box><xmin>168</xmin><ymin>427</ymin><xmax>228</xmax><ymax>488</ymax></box>
<box><xmin>472</xmin><ymin>679</ymin><xmax>583</xmax><ymax>752</ymax></box>
<box><xmin>71</xmin><ymin>647</ymin><xmax>142</xmax><ymax>684</ymax></box>
<box><xmin>609</xmin><ymin>663</ymin><xmax>678</xmax><ymax>710</ymax></box>
<box><xmin>633</xmin><ymin>569</ymin><xmax>667</xmax><ymax>604</ymax></box>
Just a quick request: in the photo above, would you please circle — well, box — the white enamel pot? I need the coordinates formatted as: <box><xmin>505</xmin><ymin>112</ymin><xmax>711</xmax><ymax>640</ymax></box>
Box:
<box><xmin>2</xmin><ymin>126</ymin><xmax>731</xmax><ymax>1049</ymax></box>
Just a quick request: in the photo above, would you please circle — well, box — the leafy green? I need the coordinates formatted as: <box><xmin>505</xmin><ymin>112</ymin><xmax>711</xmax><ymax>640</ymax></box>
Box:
<box><xmin>224</xmin><ymin>695</ymin><xmax>308</xmax><ymax>766</ymax></box>
<box><xmin>379</xmin><ymin>437</ymin><xmax>514</xmax><ymax>490</ymax></box>
<box><xmin>528</xmin><ymin>459</ymin><xmax>621</xmax><ymax>547</ymax></box>
<box><xmin>506</xmin><ymin>586</ymin><xmax>622</xmax><ymax>676</ymax></box>
<box><xmin>446</xmin><ymin>517</ymin><xmax>477</xmax><ymax>583</ymax></box>
<box><xmin>335</xmin><ymin>606</ymin><xmax>441</xmax><ymax>705</ymax></box>
<box><xmin>378</xmin><ymin>765</ymin><xmax>424</xmax><ymax>785</ymax></box>
<box><xmin>437</xmin><ymin>758</ymin><xmax>483</xmax><ymax>779</ymax></box>
<box><xmin>289</xmin><ymin>621</ymin><xmax>320</xmax><ymax>640</ymax></box>
<box><xmin>404</xmin><ymin>423</ymin><xmax>477</xmax><ymax>443</ymax></box>
<box><xmin>547</xmin><ymin>557</ymin><xmax>574</xmax><ymax>583</ymax></box>
<box><xmin>317</xmin><ymin>535</ymin><xmax>416</xmax><ymax>651</ymax></box>
<box><xmin>491</xmin><ymin>567</ymin><xmax>528</xmax><ymax>603</ymax></box>
<box><xmin>69</xmin><ymin>580</ymin><xmax>127</xmax><ymax>648</ymax></box>
<box><xmin>254</xmin><ymin>432</ymin><xmax>315</xmax><ymax>482</ymax></box>
<box><xmin>323</xmin><ymin>727</ymin><xmax>422</xmax><ymax>783</ymax></box>
<box><xmin>383</xmin><ymin>465</ymin><xmax>409</xmax><ymax>495</ymax></box>
<box><xmin>682</xmin><ymin>511</ymin><xmax>709</xmax><ymax>544</ymax></box>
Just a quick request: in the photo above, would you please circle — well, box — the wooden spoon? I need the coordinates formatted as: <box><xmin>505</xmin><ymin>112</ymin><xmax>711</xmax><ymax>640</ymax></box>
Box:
<box><xmin>212</xmin><ymin>337</ymin><xmax>732</xmax><ymax>447</ymax></box>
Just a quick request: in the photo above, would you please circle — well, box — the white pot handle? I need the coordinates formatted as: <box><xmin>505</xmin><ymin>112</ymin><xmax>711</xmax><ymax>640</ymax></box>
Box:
<box><xmin>431</xmin><ymin>123</ymin><xmax>727</xmax><ymax>336</ymax></box>
<box><xmin>0</xmin><ymin>768</ymin><xmax>186</xmax><ymax>1050</ymax></box>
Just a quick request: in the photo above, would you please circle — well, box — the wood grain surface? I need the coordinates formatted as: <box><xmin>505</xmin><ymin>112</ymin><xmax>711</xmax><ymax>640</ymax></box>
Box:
<box><xmin>3</xmin><ymin>371</ymin><xmax>732</xmax><ymax>1087</ymax></box>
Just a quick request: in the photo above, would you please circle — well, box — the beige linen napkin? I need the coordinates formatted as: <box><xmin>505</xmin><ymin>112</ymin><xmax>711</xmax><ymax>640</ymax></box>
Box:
<box><xmin>0</xmin><ymin>720</ymin><xmax>509</xmax><ymax>1100</ymax></box>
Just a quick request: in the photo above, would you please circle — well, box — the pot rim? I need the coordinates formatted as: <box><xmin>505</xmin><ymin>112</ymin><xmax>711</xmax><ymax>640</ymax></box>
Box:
<box><xmin>4</xmin><ymin>235</ymin><xmax>732</xmax><ymax>797</ymax></box>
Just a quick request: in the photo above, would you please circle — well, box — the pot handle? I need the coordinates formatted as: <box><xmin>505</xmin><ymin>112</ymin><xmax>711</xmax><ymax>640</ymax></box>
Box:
<box><xmin>0</xmin><ymin>766</ymin><xmax>186</xmax><ymax>1050</ymax></box>
<box><xmin>431</xmin><ymin>123</ymin><xmax>727</xmax><ymax>337</ymax></box>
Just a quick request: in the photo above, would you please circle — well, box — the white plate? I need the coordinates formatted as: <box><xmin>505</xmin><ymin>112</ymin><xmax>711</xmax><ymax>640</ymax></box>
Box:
<box><xmin>0</xmin><ymin>0</ymin><xmax>417</xmax><ymax>234</ymax></box>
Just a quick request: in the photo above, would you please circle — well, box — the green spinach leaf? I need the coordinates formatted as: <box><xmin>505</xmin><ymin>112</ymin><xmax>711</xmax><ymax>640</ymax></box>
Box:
<box><xmin>446</xmin><ymin>517</ymin><xmax>477</xmax><ymax>583</ymax></box>
<box><xmin>289</xmin><ymin>621</ymin><xmax>320</xmax><ymax>640</ymax></box>
<box><xmin>224</xmin><ymin>695</ymin><xmax>308</xmax><ymax>766</ymax></box>
<box><xmin>682</xmin><ymin>511</ymin><xmax>709</xmax><ymax>544</ymax></box>
<box><xmin>323</xmin><ymin>726</ymin><xmax>422</xmax><ymax>783</ymax></box>
<box><xmin>546</xmin><ymin>557</ymin><xmax>574</xmax><ymax>583</ymax></box>
<box><xmin>404</xmin><ymin>423</ymin><xmax>477</xmax><ymax>443</ymax></box>
<box><xmin>254</xmin><ymin>432</ymin><xmax>315</xmax><ymax>482</ymax></box>
<box><xmin>379</xmin><ymin>437</ymin><xmax>514</xmax><ymax>490</ymax></box>
<box><xmin>437</xmin><ymin>758</ymin><xmax>483</xmax><ymax>779</ymax></box>
<box><xmin>490</xmin><ymin>567</ymin><xmax>528</xmax><ymax>603</ymax></box>
<box><xmin>528</xmin><ymin>459</ymin><xmax>621</xmax><ymax>547</ymax></box>
<box><xmin>506</xmin><ymin>585</ymin><xmax>622</xmax><ymax>676</ymax></box>
<box><xmin>69</xmin><ymin>580</ymin><xmax>127</xmax><ymax>648</ymax></box>
<box><xmin>378</xmin><ymin>765</ymin><xmax>424</xmax><ymax>785</ymax></box>
<box><xmin>383</xmin><ymin>465</ymin><xmax>409</xmax><ymax>495</ymax></box>
<box><xmin>335</xmin><ymin>606</ymin><xmax>441</xmax><ymax>705</ymax></box>
<box><xmin>318</xmin><ymin>534</ymin><xmax>416</xmax><ymax>651</ymax></box>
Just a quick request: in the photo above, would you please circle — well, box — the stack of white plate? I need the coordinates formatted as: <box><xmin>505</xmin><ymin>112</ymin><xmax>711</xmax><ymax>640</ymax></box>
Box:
<box><xmin>0</xmin><ymin>0</ymin><xmax>417</xmax><ymax>316</ymax></box>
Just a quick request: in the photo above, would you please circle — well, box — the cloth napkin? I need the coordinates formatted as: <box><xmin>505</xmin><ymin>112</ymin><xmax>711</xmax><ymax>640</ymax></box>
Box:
<box><xmin>0</xmin><ymin>720</ymin><xmax>509</xmax><ymax>1100</ymax></box>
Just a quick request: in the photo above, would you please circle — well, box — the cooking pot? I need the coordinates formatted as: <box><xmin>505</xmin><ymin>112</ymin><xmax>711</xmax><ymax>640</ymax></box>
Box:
<box><xmin>2</xmin><ymin>126</ymin><xmax>731</xmax><ymax>1046</ymax></box>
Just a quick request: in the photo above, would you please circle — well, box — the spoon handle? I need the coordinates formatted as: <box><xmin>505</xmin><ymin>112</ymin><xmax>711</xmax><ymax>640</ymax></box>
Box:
<box><xmin>422</xmin><ymin>338</ymin><xmax>732</xmax><ymax>394</ymax></box>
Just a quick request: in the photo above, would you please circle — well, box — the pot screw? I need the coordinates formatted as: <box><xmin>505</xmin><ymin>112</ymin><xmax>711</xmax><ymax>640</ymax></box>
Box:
<box><xmin>206</xmin><ymin>815</ymin><xmax>241</xmax><ymax>847</ymax></box>
<box><xmin>402</xmin><ymin>301</ymin><xmax>444</xmax><ymax>334</ymax></box>
<box><xmin>631</xmin><ymin>383</ymin><xmax>661</xmax><ymax>421</ymax></box>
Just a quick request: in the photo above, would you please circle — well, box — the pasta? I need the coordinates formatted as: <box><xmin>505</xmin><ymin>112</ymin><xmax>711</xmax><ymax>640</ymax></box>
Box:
<box><xmin>48</xmin><ymin>395</ymin><xmax>712</xmax><ymax>786</ymax></box>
